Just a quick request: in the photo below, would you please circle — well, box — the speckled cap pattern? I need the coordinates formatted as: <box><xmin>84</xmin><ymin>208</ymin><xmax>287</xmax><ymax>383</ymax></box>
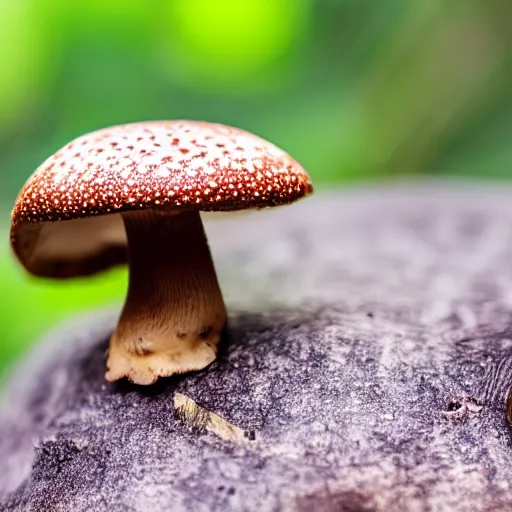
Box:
<box><xmin>10</xmin><ymin>121</ymin><xmax>313</xmax><ymax>278</ymax></box>
<box><xmin>12</xmin><ymin>120</ymin><xmax>312</xmax><ymax>226</ymax></box>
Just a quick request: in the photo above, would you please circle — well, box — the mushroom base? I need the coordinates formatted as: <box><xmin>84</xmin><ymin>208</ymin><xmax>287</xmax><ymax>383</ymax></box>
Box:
<box><xmin>106</xmin><ymin>209</ymin><xmax>227</xmax><ymax>385</ymax></box>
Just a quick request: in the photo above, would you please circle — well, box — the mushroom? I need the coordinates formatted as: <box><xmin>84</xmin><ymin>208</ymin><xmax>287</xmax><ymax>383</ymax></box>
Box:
<box><xmin>10</xmin><ymin>121</ymin><xmax>313</xmax><ymax>385</ymax></box>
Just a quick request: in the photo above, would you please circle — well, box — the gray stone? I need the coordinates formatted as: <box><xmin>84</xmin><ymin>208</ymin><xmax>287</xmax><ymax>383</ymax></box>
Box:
<box><xmin>2</xmin><ymin>184</ymin><xmax>512</xmax><ymax>511</ymax></box>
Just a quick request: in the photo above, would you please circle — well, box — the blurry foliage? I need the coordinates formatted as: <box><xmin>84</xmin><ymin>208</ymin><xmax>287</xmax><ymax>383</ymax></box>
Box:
<box><xmin>0</xmin><ymin>251</ymin><xmax>126</xmax><ymax>373</ymax></box>
<box><xmin>162</xmin><ymin>0</ymin><xmax>311</xmax><ymax>90</ymax></box>
<box><xmin>0</xmin><ymin>0</ymin><xmax>511</xmax><ymax>374</ymax></box>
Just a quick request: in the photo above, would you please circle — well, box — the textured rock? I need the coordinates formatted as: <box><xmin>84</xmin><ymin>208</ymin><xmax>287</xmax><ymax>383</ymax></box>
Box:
<box><xmin>3</xmin><ymin>184</ymin><xmax>512</xmax><ymax>511</ymax></box>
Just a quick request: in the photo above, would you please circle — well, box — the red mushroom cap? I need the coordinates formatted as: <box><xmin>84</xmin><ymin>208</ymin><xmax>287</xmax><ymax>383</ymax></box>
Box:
<box><xmin>10</xmin><ymin>120</ymin><xmax>313</xmax><ymax>278</ymax></box>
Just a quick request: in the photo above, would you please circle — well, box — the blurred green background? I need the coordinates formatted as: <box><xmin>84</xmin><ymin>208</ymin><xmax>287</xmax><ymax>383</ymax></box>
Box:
<box><xmin>1</xmin><ymin>0</ymin><xmax>511</xmax><ymax>376</ymax></box>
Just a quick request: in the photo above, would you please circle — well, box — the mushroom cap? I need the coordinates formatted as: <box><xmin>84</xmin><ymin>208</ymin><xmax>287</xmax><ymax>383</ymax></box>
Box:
<box><xmin>10</xmin><ymin>120</ymin><xmax>313</xmax><ymax>278</ymax></box>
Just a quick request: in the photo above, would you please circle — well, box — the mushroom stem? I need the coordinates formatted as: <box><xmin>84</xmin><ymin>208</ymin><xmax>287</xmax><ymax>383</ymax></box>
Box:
<box><xmin>106</xmin><ymin>209</ymin><xmax>227</xmax><ymax>385</ymax></box>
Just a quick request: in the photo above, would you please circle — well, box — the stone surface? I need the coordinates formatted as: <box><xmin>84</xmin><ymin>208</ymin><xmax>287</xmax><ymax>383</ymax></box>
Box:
<box><xmin>3</xmin><ymin>184</ymin><xmax>512</xmax><ymax>511</ymax></box>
